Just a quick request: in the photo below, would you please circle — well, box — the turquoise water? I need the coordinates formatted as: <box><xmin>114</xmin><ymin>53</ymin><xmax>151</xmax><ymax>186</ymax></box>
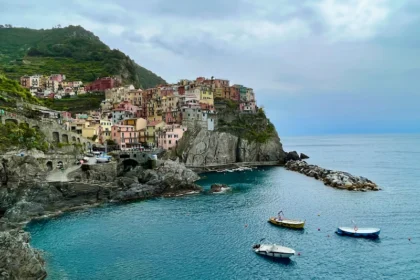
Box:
<box><xmin>27</xmin><ymin>135</ymin><xmax>420</xmax><ymax>279</ymax></box>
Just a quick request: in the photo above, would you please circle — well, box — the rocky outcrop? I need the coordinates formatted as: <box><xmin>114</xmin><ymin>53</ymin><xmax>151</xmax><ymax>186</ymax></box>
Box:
<box><xmin>285</xmin><ymin>160</ymin><xmax>380</xmax><ymax>191</ymax></box>
<box><xmin>177</xmin><ymin>129</ymin><xmax>286</xmax><ymax>167</ymax></box>
<box><xmin>285</xmin><ymin>151</ymin><xmax>300</xmax><ymax>162</ymax></box>
<box><xmin>209</xmin><ymin>184</ymin><xmax>231</xmax><ymax>193</ymax></box>
<box><xmin>0</xmin><ymin>230</ymin><xmax>46</xmax><ymax>280</ymax></box>
<box><xmin>300</xmin><ymin>153</ymin><xmax>310</xmax><ymax>160</ymax></box>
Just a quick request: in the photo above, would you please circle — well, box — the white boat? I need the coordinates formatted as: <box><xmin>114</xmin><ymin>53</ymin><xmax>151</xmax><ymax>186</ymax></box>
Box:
<box><xmin>252</xmin><ymin>243</ymin><xmax>295</xmax><ymax>258</ymax></box>
<box><xmin>336</xmin><ymin>221</ymin><xmax>380</xmax><ymax>238</ymax></box>
<box><xmin>336</xmin><ymin>227</ymin><xmax>380</xmax><ymax>238</ymax></box>
<box><xmin>96</xmin><ymin>157</ymin><xmax>110</xmax><ymax>163</ymax></box>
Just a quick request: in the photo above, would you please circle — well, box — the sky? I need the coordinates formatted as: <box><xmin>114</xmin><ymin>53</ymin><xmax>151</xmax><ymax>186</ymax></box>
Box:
<box><xmin>1</xmin><ymin>0</ymin><xmax>420</xmax><ymax>136</ymax></box>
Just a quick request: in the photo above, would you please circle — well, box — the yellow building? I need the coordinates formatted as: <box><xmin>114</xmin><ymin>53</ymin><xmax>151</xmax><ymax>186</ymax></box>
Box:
<box><xmin>82</xmin><ymin>124</ymin><xmax>100</xmax><ymax>142</ymax></box>
<box><xmin>120</xmin><ymin>118</ymin><xmax>147</xmax><ymax>131</ymax></box>
<box><xmin>200</xmin><ymin>86</ymin><xmax>214</xmax><ymax>106</ymax></box>
<box><xmin>146</xmin><ymin>121</ymin><xmax>165</xmax><ymax>147</ymax></box>
<box><xmin>214</xmin><ymin>87</ymin><xmax>223</xmax><ymax>98</ymax></box>
<box><xmin>99</xmin><ymin>119</ymin><xmax>112</xmax><ymax>143</ymax></box>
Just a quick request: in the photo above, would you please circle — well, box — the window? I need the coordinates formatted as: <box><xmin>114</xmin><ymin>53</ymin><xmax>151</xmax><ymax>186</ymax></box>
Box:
<box><xmin>169</xmin><ymin>140</ymin><xmax>172</xmax><ymax>144</ymax></box>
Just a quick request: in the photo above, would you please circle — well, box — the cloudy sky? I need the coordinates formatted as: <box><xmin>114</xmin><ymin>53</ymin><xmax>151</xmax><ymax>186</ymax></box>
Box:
<box><xmin>2</xmin><ymin>0</ymin><xmax>420</xmax><ymax>136</ymax></box>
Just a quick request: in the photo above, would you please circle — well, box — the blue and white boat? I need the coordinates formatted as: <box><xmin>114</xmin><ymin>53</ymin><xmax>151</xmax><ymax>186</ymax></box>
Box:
<box><xmin>336</xmin><ymin>227</ymin><xmax>380</xmax><ymax>238</ymax></box>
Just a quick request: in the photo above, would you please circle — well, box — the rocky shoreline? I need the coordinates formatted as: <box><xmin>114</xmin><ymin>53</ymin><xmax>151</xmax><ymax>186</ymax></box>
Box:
<box><xmin>0</xmin><ymin>156</ymin><xmax>202</xmax><ymax>279</ymax></box>
<box><xmin>285</xmin><ymin>160</ymin><xmax>381</xmax><ymax>191</ymax></box>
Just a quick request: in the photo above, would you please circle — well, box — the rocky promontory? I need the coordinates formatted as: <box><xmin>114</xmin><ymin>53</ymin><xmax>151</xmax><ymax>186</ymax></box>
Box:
<box><xmin>285</xmin><ymin>160</ymin><xmax>380</xmax><ymax>191</ymax></box>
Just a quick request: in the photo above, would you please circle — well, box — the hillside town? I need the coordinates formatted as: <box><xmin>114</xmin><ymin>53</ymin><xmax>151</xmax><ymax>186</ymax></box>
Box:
<box><xmin>19</xmin><ymin>75</ymin><xmax>258</xmax><ymax>151</ymax></box>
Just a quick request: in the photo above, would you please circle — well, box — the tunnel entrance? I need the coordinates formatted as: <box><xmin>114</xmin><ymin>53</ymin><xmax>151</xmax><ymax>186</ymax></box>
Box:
<box><xmin>46</xmin><ymin>161</ymin><xmax>53</xmax><ymax>171</ymax></box>
<box><xmin>122</xmin><ymin>159</ymin><xmax>138</xmax><ymax>172</ymax></box>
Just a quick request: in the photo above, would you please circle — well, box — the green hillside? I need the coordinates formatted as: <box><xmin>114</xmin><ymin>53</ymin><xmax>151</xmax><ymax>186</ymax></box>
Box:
<box><xmin>0</xmin><ymin>25</ymin><xmax>166</xmax><ymax>88</ymax></box>
<box><xmin>0</xmin><ymin>74</ymin><xmax>40</xmax><ymax>108</ymax></box>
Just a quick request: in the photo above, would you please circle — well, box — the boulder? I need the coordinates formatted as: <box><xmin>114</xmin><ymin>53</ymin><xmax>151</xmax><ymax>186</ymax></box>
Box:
<box><xmin>285</xmin><ymin>151</ymin><xmax>300</xmax><ymax>162</ymax></box>
<box><xmin>210</xmin><ymin>184</ymin><xmax>231</xmax><ymax>193</ymax></box>
<box><xmin>300</xmin><ymin>153</ymin><xmax>310</xmax><ymax>160</ymax></box>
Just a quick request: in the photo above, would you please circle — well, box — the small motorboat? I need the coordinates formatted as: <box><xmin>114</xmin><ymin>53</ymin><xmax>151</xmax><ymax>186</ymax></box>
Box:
<box><xmin>336</xmin><ymin>221</ymin><xmax>380</xmax><ymax>238</ymax></box>
<box><xmin>336</xmin><ymin>227</ymin><xmax>380</xmax><ymax>238</ymax></box>
<box><xmin>252</xmin><ymin>240</ymin><xmax>295</xmax><ymax>259</ymax></box>
<box><xmin>268</xmin><ymin>211</ymin><xmax>305</xmax><ymax>229</ymax></box>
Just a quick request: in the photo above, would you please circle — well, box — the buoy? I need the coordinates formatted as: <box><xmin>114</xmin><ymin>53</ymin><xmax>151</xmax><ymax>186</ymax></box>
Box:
<box><xmin>297</xmin><ymin>252</ymin><xmax>301</xmax><ymax>256</ymax></box>
<box><xmin>327</xmin><ymin>235</ymin><xmax>330</xmax><ymax>238</ymax></box>
<box><xmin>408</xmin><ymin>238</ymin><xmax>411</xmax><ymax>241</ymax></box>
<box><xmin>245</xmin><ymin>224</ymin><xmax>248</xmax><ymax>228</ymax></box>
<box><xmin>318</xmin><ymin>228</ymin><xmax>320</xmax><ymax>231</ymax></box>
<box><xmin>318</xmin><ymin>214</ymin><xmax>321</xmax><ymax>216</ymax></box>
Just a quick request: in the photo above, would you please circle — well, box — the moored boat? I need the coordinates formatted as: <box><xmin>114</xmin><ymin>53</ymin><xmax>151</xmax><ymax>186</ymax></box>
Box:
<box><xmin>252</xmin><ymin>241</ymin><xmax>295</xmax><ymax>259</ymax></box>
<box><xmin>268</xmin><ymin>211</ymin><xmax>305</xmax><ymax>229</ymax></box>
<box><xmin>336</xmin><ymin>227</ymin><xmax>380</xmax><ymax>238</ymax></box>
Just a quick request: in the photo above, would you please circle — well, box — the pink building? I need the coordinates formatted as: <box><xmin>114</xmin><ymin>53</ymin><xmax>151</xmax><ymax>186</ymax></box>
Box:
<box><xmin>156</xmin><ymin>124</ymin><xmax>187</xmax><ymax>150</ymax></box>
<box><xmin>116</xmin><ymin>101</ymin><xmax>141</xmax><ymax>117</ymax></box>
<box><xmin>50</xmin><ymin>74</ymin><xmax>64</xmax><ymax>82</ymax></box>
<box><xmin>111</xmin><ymin>125</ymin><xmax>140</xmax><ymax>150</ymax></box>
<box><xmin>61</xmin><ymin>111</ymin><xmax>72</xmax><ymax>121</ymax></box>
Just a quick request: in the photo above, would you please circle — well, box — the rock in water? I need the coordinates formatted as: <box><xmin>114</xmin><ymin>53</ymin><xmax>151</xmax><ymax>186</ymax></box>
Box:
<box><xmin>285</xmin><ymin>160</ymin><xmax>380</xmax><ymax>192</ymax></box>
<box><xmin>0</xmin><ymin>230</ymin><xmax>46</xmax><ymax>279</ymax></box>
<box><xmin>300</xmin><ymin>153</ymin><xmax>310</xmax><ymax>160</ymax></box>
<box><xmin>210</xmin><ymin>184</ymin><xmax>231</xmax><ymax>193</ymax></box>
<box><xmin>285</xmin><ymin>151</ymin><xmax>300</xmax><ymax>162</ymax></box>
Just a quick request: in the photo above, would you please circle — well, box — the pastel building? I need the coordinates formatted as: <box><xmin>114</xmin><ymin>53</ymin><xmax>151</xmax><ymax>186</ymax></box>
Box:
<box><xmin>112</xmin><ymin>109</ymin><xmax>135</xmax><ymax>124</ymax></box>
<box><xmin>156</xmin><ymin>124</ymin><xmax>187</xmax><ymax>150</ymax></box>
<box><xmin>145</xmin><ymin>121</ymin><xmax>165</xmax><ymax>147</ymax></box>
<box><xmin>99</xmin><ymin>119</ymin><xmax>113</xmax><ymax>144</ymax></box>
<box><xmin>111</xmin><ymin>125</ymin><xmax>140</xmax><ymax>150</ymax></box>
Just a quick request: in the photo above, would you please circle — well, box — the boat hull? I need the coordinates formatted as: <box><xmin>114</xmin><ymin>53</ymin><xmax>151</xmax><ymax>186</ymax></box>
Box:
<box><xmin>268</xmin><ymin>217</ymin><xmax>305</xmax><ymax>229</ymax></box>
<box><xmin>254</xmin><ymin>250</ymin><xmax>295</xmax><ymax>259</ymax></box>
<box><xmin>336</xmin><ymin>227</ymin><xmax>380</xmax><ymax>238</ymax></box>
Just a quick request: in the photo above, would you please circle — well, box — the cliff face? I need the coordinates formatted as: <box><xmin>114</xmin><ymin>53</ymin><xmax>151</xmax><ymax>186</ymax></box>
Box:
<box><xmin>0</xmin><ymin>230</ymin><xmax>46</xmax><ymax>280</ymax></box>
<box><xmin>176</xmin><ymin>128</ymin><xmax>286</xmax><ymax>167</ymax></box>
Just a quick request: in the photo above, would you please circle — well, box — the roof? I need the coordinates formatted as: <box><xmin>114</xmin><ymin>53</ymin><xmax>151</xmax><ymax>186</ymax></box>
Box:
<box><xmin>147</xmin><ymin>121</ymin><xmax>163</xmax><ymax>127</ymax></box>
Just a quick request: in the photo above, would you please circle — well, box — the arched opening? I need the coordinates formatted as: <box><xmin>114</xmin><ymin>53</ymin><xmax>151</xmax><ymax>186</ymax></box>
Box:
<box><xmin>72</xmin><ymin>136</ymin><xmax>76</xmax><ymax>142</ymax></box>
<box><xmin>46</xmin><ymin>161</ymin><xmax>53</xmax><ymax>171</ymax></box>
<box><xmin>62</xmin><ymin>134</ymin><xmax>69</xmax><ymax>143</ymax></box>
<box><xmin>122</xmin><ymin>159</ymin><xmax>138</xmax><ymax>172</ymax></box>
<box><xmin>119</xmin><ymin>154</ymin><xmax>130</xmax><ymax>159</ymax></box>
<box><xmin>77</xmin><ymin>138</ymin><xmax>81</xmax><ymax>143</ymax></box>
<box><xmin>52</xmin><ymin>132</ymin><xmax>60</xmax><ymax>143</ymax></box>
<box><xmin>5</xmin><ymin>119</ymin><xmax>18</xmax><ymax>125</ymax></box>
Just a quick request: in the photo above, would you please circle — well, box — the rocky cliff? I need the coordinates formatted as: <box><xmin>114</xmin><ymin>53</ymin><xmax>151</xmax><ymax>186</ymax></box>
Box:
<box><xmin>0</xmin><ymin>230</ymin><xmax>46</xmax><ymax>280</ymax></box>
<box><xmin>176</xmin><ymin>106</ymin><xmax>287</xmax><ymax>167</ymax></box>
<box><xmin>176</xmin><ymin>129</ymin><xmax>286</xmax><ymax>167</ymax></box>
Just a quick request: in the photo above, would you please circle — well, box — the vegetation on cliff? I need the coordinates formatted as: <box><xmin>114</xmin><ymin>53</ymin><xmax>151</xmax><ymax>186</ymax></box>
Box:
<box><xmin>216</xmin><ymin>99</ymin><xmax>276</xmax><ymax>144</ymax></box>
<box><xmin>43</xmin><ymin>93</ymin><xmax>105</xmax><ymax>113</ymax></box>
<box><xmin>0</xmin><ymin>74</ymin><xmax>40</xmax><ymax>107</ymax></box>
<box><xmin>0</xmin><ymin>25</ymin><xmax>166</xmax><ymax>88</ymax></box>
<box><xmin>0</xmin><ymin>122</ymin><xmax>48</xmax><ymax>152</ymax></box>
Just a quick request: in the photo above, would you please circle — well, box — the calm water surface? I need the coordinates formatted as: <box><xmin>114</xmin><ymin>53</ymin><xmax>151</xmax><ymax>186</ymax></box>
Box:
<box><xmin>27</xmin><ymin>134</ymin><xmax>420</xmax><ymax>279</ymax></box>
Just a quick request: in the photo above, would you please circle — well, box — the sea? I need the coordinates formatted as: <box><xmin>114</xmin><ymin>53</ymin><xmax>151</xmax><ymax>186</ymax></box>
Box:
<box><xmin>26</xmin><ymin>134</ymin><xmax>420</xmax><ymax>280</ymax></box>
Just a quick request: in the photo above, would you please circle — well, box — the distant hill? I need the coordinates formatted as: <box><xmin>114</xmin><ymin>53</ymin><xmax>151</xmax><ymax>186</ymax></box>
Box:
<box><xmin>0</xmin><ymin>25</ymin><xmax>166</xmax><ymax>89</ymax></box>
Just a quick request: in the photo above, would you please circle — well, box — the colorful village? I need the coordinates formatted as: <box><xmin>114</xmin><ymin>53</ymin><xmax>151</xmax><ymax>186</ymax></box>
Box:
<box><xmin>18</xmin><ymin>75</ymin><xmax>258</xmax><ymax>151</ymax></box>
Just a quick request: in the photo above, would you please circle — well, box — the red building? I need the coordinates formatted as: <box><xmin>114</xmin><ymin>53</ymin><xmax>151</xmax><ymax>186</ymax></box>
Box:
<box><xmin>85</xmin><ymin>77</ymin><xmax>120</xmax><ymax>92</ymax></box>
<box><xmin>178</xmin><ymin>85</ymin><xmax>185</xmax><ymax>95</ymax></box>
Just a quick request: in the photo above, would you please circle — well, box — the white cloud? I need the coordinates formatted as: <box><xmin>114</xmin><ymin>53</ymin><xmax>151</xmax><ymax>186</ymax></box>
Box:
<box><xmin>316</xmin><ymin>0</ymin><xmax>390</xmax><ymax>41</ymax></box>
